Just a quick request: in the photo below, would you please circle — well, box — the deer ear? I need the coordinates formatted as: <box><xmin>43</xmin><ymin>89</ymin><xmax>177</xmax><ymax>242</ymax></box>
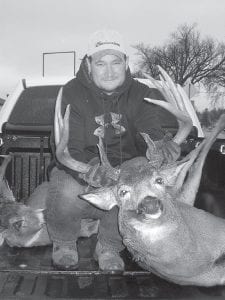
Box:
<box><xmin>160</xmin><ymin>161</ymin><xmax>190</xmax><ymax>189</ymax></box>
<box><xmin>80</xmin><ymin>186</ymin><xmax>117</xmax><ymax>210</ymax></box>
<box><xmin>34</xmin><ymin>208</ymin><xmax>45</xmax><ymax>223</ymax></box>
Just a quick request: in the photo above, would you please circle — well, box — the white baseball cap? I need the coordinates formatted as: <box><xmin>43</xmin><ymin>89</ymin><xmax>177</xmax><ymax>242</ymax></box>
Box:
<box><xmin>87</xmin><ymin>29</ymin><xmax>127</xmax><ymax>59</ymax></box>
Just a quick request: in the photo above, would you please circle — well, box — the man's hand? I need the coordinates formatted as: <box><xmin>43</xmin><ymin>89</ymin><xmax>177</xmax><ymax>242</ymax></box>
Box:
<box><xmin>79</xmin><ymin>157</ymin><xmax>118</xmax><ymax>187</ymax></box>
<box><xmin>145</xmin><ymin>132</ymin><xmax>181</xmax><ymax>167</ymax></box>
<box><xmin>155</xmin><ymin>134</ymin><xmax>181</xmax><ymax>165</ymax></box>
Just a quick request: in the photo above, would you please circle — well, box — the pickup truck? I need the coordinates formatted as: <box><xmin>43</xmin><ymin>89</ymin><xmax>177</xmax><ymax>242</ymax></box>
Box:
<box><xmin>0</xmin><ymin>77</ymin><xmax>225</xmax><ymax>299</ymax></box>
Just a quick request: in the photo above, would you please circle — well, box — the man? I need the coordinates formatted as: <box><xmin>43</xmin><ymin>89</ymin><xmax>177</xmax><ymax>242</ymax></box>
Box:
<box><xmin>46</xmin><ymin>29</ymin><xmax>180</xmax><ymax>270</ymax></box>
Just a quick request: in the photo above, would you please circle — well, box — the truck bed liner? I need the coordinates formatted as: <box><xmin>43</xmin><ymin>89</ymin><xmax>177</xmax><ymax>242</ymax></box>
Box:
<box><xmin>0</xmin><ymin>236</ymin><xmax>225</xmax><ymax>299</ymax></box>
<box><xmin>1</xmin><ymin>124</ymin><xmax>225</xmax><ymax>299</ymax></box>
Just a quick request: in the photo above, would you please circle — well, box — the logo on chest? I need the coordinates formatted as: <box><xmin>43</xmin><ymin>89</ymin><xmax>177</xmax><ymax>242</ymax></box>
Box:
<box><xmin>94</xmin><ymin>113</ymin><xmax>126</xmax><ymax>138</ymax></box>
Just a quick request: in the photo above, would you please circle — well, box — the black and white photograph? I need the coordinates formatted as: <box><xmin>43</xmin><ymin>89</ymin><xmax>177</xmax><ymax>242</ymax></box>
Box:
<box><xmin>0</xmin><ymin>0</ymin><xmax>225</xmax><ymax>299</ymax></box>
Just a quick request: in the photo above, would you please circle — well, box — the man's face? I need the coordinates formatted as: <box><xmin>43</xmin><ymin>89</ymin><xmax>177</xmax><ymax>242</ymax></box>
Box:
<box><xmin>88</xmin><ymin>54</ymin><xmax>128</xmax><ymax>94</ymax></box>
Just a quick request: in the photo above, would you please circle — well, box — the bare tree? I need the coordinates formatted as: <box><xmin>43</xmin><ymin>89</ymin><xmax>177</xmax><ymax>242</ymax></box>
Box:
<box><xmin>133</xmin><ymin>24</ymin><xmax>225</xmax><ymax>88</ymax></box>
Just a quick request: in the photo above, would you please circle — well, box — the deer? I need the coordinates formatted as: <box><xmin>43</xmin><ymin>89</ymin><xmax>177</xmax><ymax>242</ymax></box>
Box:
<box><xmin>54</xmin><ymin>67</ymin><xmax>225</xmax><ymax>287</ymax></box>
<box><xmin>0</xmin><ymin>155</ymin><xmax>49</xmax><ymax>247</ymax></box>
<box><xmin>79</xmin><ymin>114</ymin><xmax>225</xmax><ymax>287</ymax></box>
<box><xmin>0</xmin><ymin>154</ymin><xmax>99</xmax><ymax>248</ymax></box>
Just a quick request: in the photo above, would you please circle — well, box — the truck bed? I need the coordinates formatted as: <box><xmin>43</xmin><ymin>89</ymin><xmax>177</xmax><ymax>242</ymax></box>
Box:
<box><xmin>1</xmin><ymin>235</ymin><xmax>225</xmax><ymax>300</ymax></box>
<box><xmin>1</xmin><ymin>115</ymin><xmax>225</xmax><ymax>298</ymax></box>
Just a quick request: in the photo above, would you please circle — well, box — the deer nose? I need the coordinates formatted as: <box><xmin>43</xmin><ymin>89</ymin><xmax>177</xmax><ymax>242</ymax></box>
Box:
<box><xmin>137</xmin><ymin>196</ymin><xmax>163</xmax><ymax>219</ymax></box>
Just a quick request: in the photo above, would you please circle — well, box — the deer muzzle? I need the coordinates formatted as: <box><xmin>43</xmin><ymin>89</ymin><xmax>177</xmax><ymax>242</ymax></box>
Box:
<box><xmin>137</xmin><ymin>196</ymin><xmax>163</xmax><ymax>219</ymax></box>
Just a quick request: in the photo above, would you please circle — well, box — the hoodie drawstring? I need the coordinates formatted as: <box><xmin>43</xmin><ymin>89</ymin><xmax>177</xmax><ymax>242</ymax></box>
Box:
<box><xmin>116</xmin><ymin>99</ymin><xmax>123</xmax><ymax>166</ymax></box>
<box><xmin>101</xmin><ymin>95</ymin><xmax>123</xmax><ymax>167</ymax></box>
<box><xmin>102</xmin><ymin>96</ymin><xmax>108</xmax><ymax>156</ymax></box>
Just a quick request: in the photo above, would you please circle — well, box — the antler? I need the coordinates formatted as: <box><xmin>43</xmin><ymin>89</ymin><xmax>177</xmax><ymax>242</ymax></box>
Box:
<box><xmin>97</xmin><ymin>137</ymin><xmax>120</xmax><ymax>181</ymax></box>
<box><xmin>54</xmin><ymin>88</ymin><xmax>120</xmax><ymax>186</ymax></box>
<box><xmin>142</xmin><ymin>66</ymin><xmax>193</xmax><ymax>166</ymax></box>
<box><xmin>178</xmin><ymin>114</ymin><xmax>225</xmax><ymax>206</ymax></box>
<box><xmin>143</xmin><ymin>66</ymin><xmax>193</xmax><ymax>145</ymax></box>
<box><xmin>54</xmin><ymin>88</ymin><xmax>91</xmax><ymax>174</ymax></box>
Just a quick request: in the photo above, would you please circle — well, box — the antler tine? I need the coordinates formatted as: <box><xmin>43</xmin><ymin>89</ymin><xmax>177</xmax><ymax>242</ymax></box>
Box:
<box><xmin>159</xmin><ymin>75</ymin><xmax>181</xmax><ymax>109</ymax></box>
<box><xmin>0</xmin><ymin>155</ymin><xmax>12</xmax><ymax>182</ymax></box>
<box><xmin>176</xmin><ymin>84</ymin><xmax>204</xmax><ymax>138</ymax></box>
<box><xmin>97</xmin><ymin>137</ymin><xmax>120</xmax><ymax>181</ymax></box>
<box><xmin>54</xmin><ymin>89</ymin><xmax>91</xmax><ymax>174</ymax></box>
<box><xmin>144</xmin><ymin>98</ymin><xmax>192</xmax><ymax>145</ymax></box>
<box><xmin>143</xmin><ymin>72</ymin><xmax>176</xmax><ymax>107</ymax></box>
<box><xmin>54</xmin><ymin>87</ymin><xmax>64</xmax><ymax>146</ymax></box>
<box><xmin>144</xmin><ymin>66</ymin><xmax>193</xmax><ymax>145</ymax></box>
<box><xmin>157</xmin><ymin>65</ymin><xmax>187</xmax><ymax>113</ymax></box>
<box><xmin>97</xmin><ymin>137</ymin><xmax>111</xmax><ymax>168</ymax></box>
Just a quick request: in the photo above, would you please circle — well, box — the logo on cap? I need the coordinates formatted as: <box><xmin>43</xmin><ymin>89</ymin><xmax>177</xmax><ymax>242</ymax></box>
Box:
<box><xmin>95</xmin><ymin>41</ymin><xmax>120</xmax><ymax>48</ymax></box>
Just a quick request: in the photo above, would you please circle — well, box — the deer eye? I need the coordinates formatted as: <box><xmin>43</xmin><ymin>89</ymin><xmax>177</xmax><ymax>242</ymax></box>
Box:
<box><xmin>119</xmin><ymin>190</ymin><xmax>128</xmax><ymax>197</ymax></box>
<box><xmin>155</xmin><ymin>177</ymin><xmax>164</xmax><ymax>185</ymax></box>
<box><xmin>118</xmin><ymin>186</ymin><xmax>131</xmax><ymax>199</ymax></box>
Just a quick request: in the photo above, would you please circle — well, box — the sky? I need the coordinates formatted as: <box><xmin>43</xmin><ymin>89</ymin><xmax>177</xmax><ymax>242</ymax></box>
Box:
<box><xmin>1</xmin><ymin>0</ymin><xmax>225</xmax><ymax>110</ymax></box>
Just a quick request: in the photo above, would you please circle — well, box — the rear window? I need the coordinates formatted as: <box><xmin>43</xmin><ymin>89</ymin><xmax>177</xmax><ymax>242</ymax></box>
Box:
<box><xmin>8</xmin><ymin>85</ymin><xmax>61</xmax><ymax>125</ymax></box>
